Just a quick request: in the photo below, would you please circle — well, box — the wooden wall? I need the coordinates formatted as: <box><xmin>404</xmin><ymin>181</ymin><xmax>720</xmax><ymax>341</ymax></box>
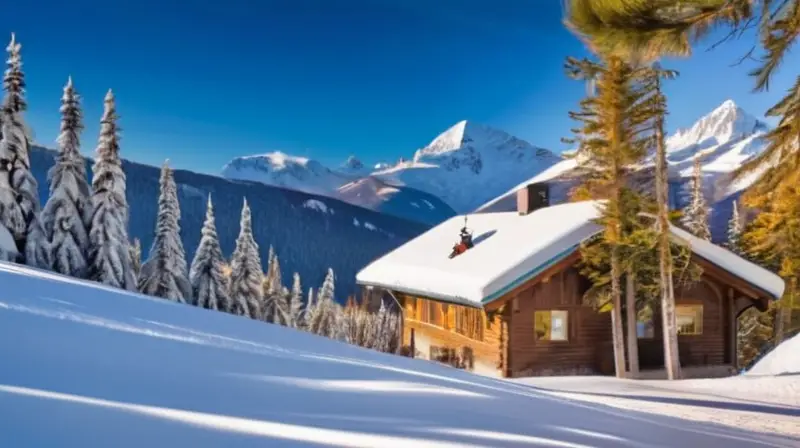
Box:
<box><xmin>639</xmin><ymin>276</ymin><xmax>732</xmax><ymax>368</ymax></box>
<box><xmin>398</xmin><ymin>294</ymin><xmax>505</xmax><ymax>377</ymax></box>
<box><xmin>506</xmin><ymin>266</ymin><xmax>614</xmax><ymax>377</ymax></box>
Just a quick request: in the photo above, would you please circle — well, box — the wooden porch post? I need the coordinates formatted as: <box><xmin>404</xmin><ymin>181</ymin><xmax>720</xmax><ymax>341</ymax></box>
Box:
<box><xmin>728</xmin><ymin>288</ymin><xmax>737</xmax><ymax>369</ymax></box>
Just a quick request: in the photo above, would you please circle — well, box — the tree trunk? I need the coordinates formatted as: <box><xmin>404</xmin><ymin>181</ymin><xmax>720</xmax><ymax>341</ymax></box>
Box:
<box><xmin>626</xmin><ymin>271</ymin><xmax>639</xmax><ymax>377</ymax></box>
<box><xmin>655</xmin><ymin>106</ymin><xmax>682</xmax><ymax>380</ymax></box>
<box><xmin>610</xmin><ymin>248</ymin><xmax>627</xmax><ymax>378</ymax></box>
<box><xmin>774</xmin><ymin>301</ymin><xmax>787</xmax><ymax>345</ymax></box>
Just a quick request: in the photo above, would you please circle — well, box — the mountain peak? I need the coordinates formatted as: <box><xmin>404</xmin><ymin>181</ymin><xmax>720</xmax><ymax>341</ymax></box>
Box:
<box><xmin>420</xmin><ymin>120</ymin><xmax>481</xmax><ymax>155</ymax></box>
<box><xmin>671</xmin><ymin>100</ymin><xmax>768</xmax><ymax>147</ymax></box>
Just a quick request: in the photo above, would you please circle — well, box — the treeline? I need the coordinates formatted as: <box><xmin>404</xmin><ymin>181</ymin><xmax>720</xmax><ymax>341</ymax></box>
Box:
<box><xmin>562</xmin><ymin>0</ymin><xmax>800</xmax><ymax>376</ymax></box>
<box><xmin>0</xmin><ymin>34</ymin><xmax>400</xmax><ymax>353</ymax></box>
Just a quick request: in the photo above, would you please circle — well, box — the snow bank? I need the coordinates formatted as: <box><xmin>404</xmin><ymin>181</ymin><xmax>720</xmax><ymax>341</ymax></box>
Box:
<box><xmin>746</xmin><ymin>333</ymin><xmax>800</xmax><ymax>376</ymax></box>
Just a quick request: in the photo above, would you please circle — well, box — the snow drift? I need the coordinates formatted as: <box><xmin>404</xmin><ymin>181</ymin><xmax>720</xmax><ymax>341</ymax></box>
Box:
<box><xmin>747</xmin><ymin>333</ymin><xmax>800</xmax><ymax>376</ymax></box>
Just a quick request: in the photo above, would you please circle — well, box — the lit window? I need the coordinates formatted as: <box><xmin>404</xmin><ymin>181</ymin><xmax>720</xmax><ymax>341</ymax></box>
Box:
<box><xmin>534</xmin><ymin>310</ymin><xmax>569</xmax><ymax>341</ymax></box>
<box><xmin>676</xmin><ymin>304</ymin><xmax>703</xmax><ymax>335</ymax></box>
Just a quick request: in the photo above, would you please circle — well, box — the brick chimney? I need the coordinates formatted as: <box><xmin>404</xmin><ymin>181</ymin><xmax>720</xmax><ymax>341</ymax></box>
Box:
<box><xmin>517</xmin><ymin>183</ymin><xmax>550</xmax><ymax>216</ymax></box>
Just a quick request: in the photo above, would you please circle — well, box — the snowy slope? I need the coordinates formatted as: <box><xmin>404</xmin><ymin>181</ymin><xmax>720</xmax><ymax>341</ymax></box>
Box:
<box><xmin>0</xmin><ymin>262</ymin><xmax>794</xmax><ymax>448</ymax></box>
<box><xmin>337</xmin><ymin>177</ymin><xmax>456</xmax><ymax>225</ymax></box>
<box><xmin>29</xmin><ymin>146</ymin><xmax>429</xmax><ymax>299</ymax></box>
<box><xmin>477</xmin><ymin>100</ymin><xmax>772</xmax><ymax>244</ymax></box>
<box><xmin>373</xmin><ymin>120</ymin><xmax>562</xmax><ymax>213</ymax></box>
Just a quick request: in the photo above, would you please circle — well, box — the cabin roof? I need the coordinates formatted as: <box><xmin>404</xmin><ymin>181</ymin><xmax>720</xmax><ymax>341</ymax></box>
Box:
<box><xmin>356</xmin><ymin>200</ymin><xmax>785</xmax><ymax>307</ymax></box>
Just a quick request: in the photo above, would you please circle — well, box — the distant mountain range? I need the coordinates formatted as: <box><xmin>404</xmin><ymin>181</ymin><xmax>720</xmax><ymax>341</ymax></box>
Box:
<box><xmin>221</xmin><ymin>100</ymin><xmax>771</xmax><ymax>242</ymax></box>
<box><xmin>29</xmin><ymin>146</ymin><xmax>429</xmax><ymax>300</ymax></box>
<box><xmin>477</xmin><ymin>100</ymin><xmax>772</xmax><ymax>244</ymax></box>
<box><xmin>222</xmin><ymin>120</ymin><xmax>562</xmax><ymax>223</ymax></box>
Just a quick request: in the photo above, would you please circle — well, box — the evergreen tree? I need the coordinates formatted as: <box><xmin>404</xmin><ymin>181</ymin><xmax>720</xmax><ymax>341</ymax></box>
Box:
<box><xmin>304</xmin><ymin>287</ymin><xmax>316</xmax><ymax>328</ymax></box>
<box><xmin>261</xmin><ymin>248</ymin><xmax>284</xmax><ymax>323</ymax></box>
<box><xmin>0</xmin><ymin>33</ymin><xmax>49</xmax><ymax>268</ymax></box>
<box><xmin>129</xmin><ymin>238</ymin><xmax>141</xmax><ymax>280</ymax></box>
<box><xmin>138</xmin><ymin>161</ymin><xmax>191</xmax><ymax>302</ymax></box>
<box><xmin>742</xmin><ymin>172</ymin><xmax>800</xmax><ymax>345</ymax></box>
<box><xmin>564</xmin><ymin>55</ymin><xmax>654</xmax><ymax>378</ymax></box>
<box><xmin>307</xmin><ymin>268</ymin><xmax>337</xmax><ymax>337</ymax></box>
<box><xmin>88</xmin><ymin>90</ymin><xmax>136</xmax><ymax>290</ymax></box>
<box><xmin>42</xmin><ymin>77</ymin><xmax>92</xmax><ymax>278</ymax></box>
<box><xmin>190</xmin><ymin>195</ymin><xmax>230</xmax><ymax>311</ymax></box>
<box><xmin>727</xmin><ymin>200</ymin><xmax>743</xmax><ymax>254</ymax></box>
<box><xmin>681</xmin><ymin>157</ymin><xmax>711</xmax><ymax>241</ymax></box>
<box><xmin>228</xmin><ymin>199</ymin><xmax>263</xmax><ymax>318</ymax></box>
<box><xmin>564</xmin><ymin>3</ymin><xmax>688</xmax><ymax>378</ymax></box>
<box><xmin>286</xmin><ymin>272</ymin><xmax>304</xmax><ymax>328</ymax></box>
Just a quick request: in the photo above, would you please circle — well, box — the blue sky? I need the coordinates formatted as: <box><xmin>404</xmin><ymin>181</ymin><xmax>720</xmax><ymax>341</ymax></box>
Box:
<box><xmin>3</xmin><ymin>0</ymin><xmax>798</xmax><ymax>175</ymax></box>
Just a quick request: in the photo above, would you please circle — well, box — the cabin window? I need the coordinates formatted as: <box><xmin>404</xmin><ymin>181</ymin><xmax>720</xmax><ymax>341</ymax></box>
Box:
<box><xmin>676</xmin><ymin>304</ymin><xmax>703</xmax><ymax>335</ymax></box>
<box><xmin>534</xmin><ymin>310</ymin><xmax>569</xmax><ymax>341</ymax></box>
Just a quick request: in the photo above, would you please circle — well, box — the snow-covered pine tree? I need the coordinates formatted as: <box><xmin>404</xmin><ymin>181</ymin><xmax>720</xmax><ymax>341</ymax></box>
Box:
<box><xmin>264</xmin><ymin>245</ymin><xmax>276</xmax><ymax>291</ymax></box>
<box><xmin>727</xmin><ymin>200</ymin><xmax>743</xmax><ymax>254</ymax></box>
<box><xmin>88</xmin><ymin>90</ymin><xmax>136</xmax><ymax>290</ymax></box>
<box><xmin>371</xmin><ymin>300</ymin><xmax>390</xmax><ymax>352</ymax></box>
<box><xmin>285</xmin><ymin>272</ymin><xmax>304</xmax><ymax>328</ymax></box>
<box><xmin>228</xmin><ymin>199</ymin><xmax>264</xmax><ymax>318</ymax></box>
<box><xmin>138</xmin><ymin>161</ymin><xmax>191</xmax><ymax>302</ymax></box>
<box><xmin>129</xmin><ymin>238</ymin><xmax>142</xmax><ymax>280</ymax></box>
<box><xmin>307</xmin><ymin>268</ymin><xmax>337</xmax><ymax>338</ymax></box>
<box><xmin>0</xmin><ymin>33</ymin><xmax>50</xmax><ymax>268</ymax></box>
<box><xmin>304</xmin><ymin>287</ymin><xmax>316</xmax><ymax>328</ymax></box>
<box><xmin>42</xmin><ymin>77</ymin><xmax>92</xmax><ymax>278</ymax></box>
<box><xmin>261</xmin><ymin>248</ymin><xmax>284</xmax><ymax>323</ymax></box>
<box><xmin>189</xmin><ymin>195</ymin><xmax>231</xmax><ymax>311</ymax></box>
<box><xmin>680</xmin><ymin>157</ymin><xmax>711</xmax><ymax>241</ymax></box>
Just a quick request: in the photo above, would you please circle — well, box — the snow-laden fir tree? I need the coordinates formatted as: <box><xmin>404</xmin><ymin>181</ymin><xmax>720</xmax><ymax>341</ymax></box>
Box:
<box><xmin>341</xmin><ymin>300</ymin><xmax>375</xmax><ymax>347</ymax></box>
<box><xmin>42</xmin><ymin>77</ymin><xmax>92</xmax><ymax>277</ymax></box>
<box><xmin>261</xmin><ymin>247</ymin><xmax>284</xmax><ymax>323</ymax></box>
<box><xmin>285</xmin><ymin>272</ymin><xmax>304</xmax><ymax>328</ymax></box>
<box><xmin>189</xmin><ymin>195</ymin><xmax>231</xmax><ymax>311</ymax></box>
<box><xmin>138</xmin><ymin>161</ymin><xmax>191</xmax><ymax>302</ymax></box>
<box><xmin>307</xmin><ymin>268</ymin><xmax>338</xmax><ymax>338</ymax></box>
<box><xmin>727</xmin><ymin>200</ymin><xmax>743</xmax><ymax>254</ymax></box>
<box><xmin>681</xmin><ymin>157</ymin><xmax>711</xmax><ymax>241</ymax></box>
<box><xmin>304</xmin><ymin>287</ymin><xmax>315</xmax><ymax>327</ymax></box>
<box><xmin>88</xmin><ymin>90</ymin><xmax>136</xmax><ymax>290</ymax></box>
<box><xmin>371</xmin><ymin>300</ymin><xmax>392</xmax><ymax>352</ymax></box>
<box><xmin>129</xmin><ymin>238</ymin><xmax>141</xmax><ymax>280</ymax></box>
<box><xmin>0</xmin><ymin>33</ymin><xmax>50</xmax><ymax>268</ymax></box>
<box><xmin>228</xmin><ymin>199</ymin><xmax>263</xmax><ymax>318</ymax></box>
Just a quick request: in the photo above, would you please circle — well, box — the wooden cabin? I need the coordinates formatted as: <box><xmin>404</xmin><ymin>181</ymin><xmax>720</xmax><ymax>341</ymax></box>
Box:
<box><xmin>356</xmin><ymin>186</ymin><xmax>784</xmax><ymax>378</ymax></box>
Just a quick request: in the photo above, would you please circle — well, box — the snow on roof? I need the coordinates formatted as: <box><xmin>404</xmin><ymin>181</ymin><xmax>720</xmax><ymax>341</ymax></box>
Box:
<box><xmin>357</xmin><ymin>201</ymin><xmax>604</xmax><ymax>307</ymax></box>
<box><xmin>356</xmin><ymin>200</ymin><xmax>785</xmax><ymax>307</ymax></box>
<box><xmin>665</xmin><ymin>223</ymin><xmax>784</xmax><ymax>300</ymax></box>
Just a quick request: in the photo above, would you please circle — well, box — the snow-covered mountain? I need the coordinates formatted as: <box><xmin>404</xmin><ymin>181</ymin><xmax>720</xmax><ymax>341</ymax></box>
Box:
<box><xmin>477</xmin><ymin>100</ymin><xmax>771</xmax><ymax>244</ymax></box>
<box><xmin>222</xmin><ymin>152</ymin><xmax>353</xmax><ymax>197</ymax></box>
<box><xmin>221</xmin><ymin>120</ymin><xmax>558</xmax><ymax>222</ymax></box>
<box><xmin>373</xmin><ymin>120</ymin><xmax>562</xmax><ymax>212</ymax></box>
